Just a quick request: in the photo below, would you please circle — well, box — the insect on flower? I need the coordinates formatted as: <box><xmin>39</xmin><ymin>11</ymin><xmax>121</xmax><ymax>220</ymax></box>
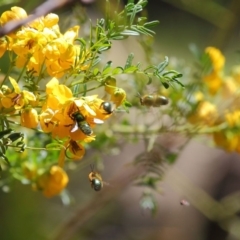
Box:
<box><xmin>70</xmin><ymin>110</ymin><xmax>93</xmax><ymax>136</ymax></box>
<box><xmin>138</xmin><ymin>92</ymin><xmax>169</xmax><ymax>107</ymax></box>
<box><xmin>88</xmin><ymin>164</ymin><xmax>103</xmax><ymax>191</ymax></box>
<box><xmin>100</xmin><ymin>101</ymin><xmax>114</xmax><ymax>115</ymax></box>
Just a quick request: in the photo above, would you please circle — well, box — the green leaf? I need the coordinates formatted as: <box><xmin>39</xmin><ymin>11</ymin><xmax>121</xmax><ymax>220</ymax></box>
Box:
<box><xmin>157</xmin><ymin>56</ymin><xmax>169</xmax><ymax>73</ymax></box>
<box><xmin>120</xmin><ymin>30</ymin><xmax>139</xmax><ymax>36</ymax></box>
<box><xmin>143</xmin><ymin>20</ymin><xmax>160</xmax><ymax>28</ymax></box>
<box><xmin>110</xmin><ymin>34</ymin><xmax>128</xmax><ymax>40</ymax></box>
<box><xmin>129</xmin><ymin>4</ymin><xmax>138</xmax><ymax>25</ymax></box>
<box><xmin>97</xmin><ymin>44</ymin><xmax>111</xmax><ymax>53</ymax></box>
<box><xmin>0</xmin><ymin>154</ymin><xmax>9</xmax><ymax>165</ymax></box>
<box><xmin>137</xmin><ymin>17</ymin><xmax>147</xmax><ymax>24</ymax></box>
<box><xmin>124</xmin><ymin>66</ymin><xmax>138</xmax><ymax>73</ymax></box>
<box><xmin>0</xmin><ymin>142</ymin><xmax>6</xmax><ymax>155</ymax></box>
<box><xmin>0</xmin><ymin>129</ymin><xmax>12</xmax><ymax>139</ymax></box>
<box><xmin>112</xmin><ymin>67</ymin><xmax>123</xmax><ymax>75</ymax></box>
<box><xmin>123</xmin><ymin>100</ymin><xmax>132</xmax><ymax>108</ymax></box>
<box><xmin>173</xmin><ymin>73</ymin><xmax>183</xmax><ymax>78</ymax></box>
<box><xmin>147</xmin><ymin>76</ymin><xmax>152</xmax><ymax>85</ymax></box>
<box><xmin>162</xmin><ymin>82</ymin><xmax>169</xmax><ymax>89</ymax></box>
<box><xmin>173</xmin><ymin>78</ymin><xmax>185</xmax><ymax>88</ymax></box>
<box><xmin>93</xmin><ymin>68</ymin><xmax>99</xmax><ymax>76</ymax></box>
<box><xmin>103</xmin><ymin>61</ymin><xmax>112</xmax><ymax>72</ymax></box>
<box><xmin>124</xmin><ymin>53</ymin><xmax>134</xmax><ymax>69</ymax></box>
<box><xmin>8</xmin><ymin>132</ymin><xmax>24</xmax><ymax>142</ymax></box>
<box><xmin>92</xmin><ymin>57</ymin><xmax>101</xmax><ymax>67</ymax></box>
<box><xmin>72</xmin><ymin>84</ymin><xmax>80</xmax><ymax>97</ymax></box>
<box><xmin>103</xmin><ymin>66</ymin><xmax>112</xmax><ymax>75</ymax></box>
<box><xmin>82</xmin><ymin>84</ymin><xmax>87</xmax><ymax>97</ymax></box>
<box><xmin>75</xmin><ymin>38</ymin><xmax>86</xmax><ymax>47</ymax></box>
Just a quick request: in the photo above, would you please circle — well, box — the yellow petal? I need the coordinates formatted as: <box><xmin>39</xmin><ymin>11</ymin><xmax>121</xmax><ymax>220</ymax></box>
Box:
<box><xmin>21</xmin><ymin>108</ymin><xmax>38</xmax><ymax>128</ymax></box>
<box><xmin>37</xmin><ymin>166</ymin><xmax>69</xmax><ymax>198</ymax></box>
<box><xmin>66</xmin><ymin>140</ymin><xmax>85</xmax><ymax>160</ymax></box>
<box><xmin>43</xmin><ymin>13</ymin><xmax>59</xmax><ymax>28</ymax></box>
<box><xmin>46</xmin><ymin>77</ymin><xmax>59</xmax><ymax>94</ymax></box>
<box><xmin>64</xmin><ymin>26</ymin><xmax>80</xmax><ymax>43</ymax></box>
<box><xmin>22</xmin><ymin>90</ymin><xmax>36</xmax><ymax>101</ymax></box>
<box><xmin>9</xmin><ymin>76</ymin><xmax>20</xmax><ymax>93</ymax></box>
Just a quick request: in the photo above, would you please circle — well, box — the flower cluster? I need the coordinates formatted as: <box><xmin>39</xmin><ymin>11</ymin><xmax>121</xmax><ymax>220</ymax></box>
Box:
<box><xmin>185</xmin><ymin>46</ymin><xmax>240</xmax><ymax>153</ymax></box>
<box><xmin>40</xmin><ymin>77</ymin><xmax>112</xmax><ymax>164</ymax></box>
<box><xmin>0</xmin><ymin>6</ymin><xmax>89</xmax><ymax>78</ymax></box>
<box><xmin>0</xmin><ymin>7</ymin><xmax>114</xmax><ymax>197</ymax></box>
<box><xmin>0</xmin><ymin>2</ymin><xmax>184</xmax><ymax>199</ymax></box>
<box><xmin>203</xmin><ymin>47</ymin><xmax>225</xmax><ymax>95</ymax></box>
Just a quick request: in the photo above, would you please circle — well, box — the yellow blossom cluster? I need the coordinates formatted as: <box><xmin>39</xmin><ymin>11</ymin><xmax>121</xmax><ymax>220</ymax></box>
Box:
<box><xmin>0</xmin><ymin>6</ymin><xmax>117</xmax><ymax>197</ymax></box>
<box><xmin>186</xmin><ymin>46</ymin><xmax>240</xmax><ymax>154</ymax></box>
<box><xmin>203</xmin><ymin>47</ymin><xmax>225</xmax><ymax>95</ymax></box>
<box><xmin>0</xmin><ymin>75</ymin><xmax>112</xmax><ymax>196</ymax></box>
<box><xmin>213</xmin><ymin>111</ymin><xmax>240</xmax><ymax>153</ymax></box>
<box><xmin>188</xmin><ymin>101</ymin><xmax>218</xmax><ymax>126</ymax></box>
<box><xmin>0</xmin><ymin>6</ymin><xmax>89</xmax><ymax>78</ymax></box>
<box><xmin>40</xmin><ymin>77</ymin><xmax>112</xmax><ymax>164</ymax></box>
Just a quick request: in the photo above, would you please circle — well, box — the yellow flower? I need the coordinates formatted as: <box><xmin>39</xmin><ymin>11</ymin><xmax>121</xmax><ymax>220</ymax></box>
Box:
<box><xmin>20</xmin><ymin>108</ymin><xmax>38</xmax><ymax>128</ymax></box>
<box><xmin>43</xmin><ymin>13</ymin><xmax>59</xmax><ymax>28</ymax></box>
<box><xmin>225</xmin><ymin>110</ymin><xmax>240</xmax><ymax>128</ymax></box>
<box><xmin>0</xmin><ymin>37</ymin><xmax>8</xmax><ymax>57</ymax></box>
<box><xmin>87</xmin><ymin>98</ymin><xmax>113</xmax><ymax>120</ymax></box>
<box><xmin>213</xmin><ymin>131</ymin><xmax>240</xmax><ymax>152</ymax></box>
<box><xmin>58</xmin><ymin>139</ymin><xmax>87</xmax><ymax>167</ymax></box>
<box><xmin>105</xmin><ymin>77</ymin><xmax>116</xmax><ymax>94</ymax></box>
<box><xmin>39</xmin><ymin>109</ymin><xmax>56</xmax><ymax>133</ymax></box>
<box><xmin>221</xmin><ymin>76</ymin><xmax>237</xmax><ymax>98</ymax></box>
<box><xmin>231</xmin><ymin>65</ymin><xmax>240</xmax><ymax>84</ymax></box>
<box><xmin>22</xmin><ymin>162</ymin><xmax>37</xmax><ymax>181</ymax></box>
<box><xmin>188</xmin><ymin>101</ymin><xmax>218</xmax><ymax>126</ymax></box>
<box><xmin>66</xmin><ymin>140</ymin><xmax>86</xmax><ymax>160</ymax></box>
<box><xmin>205</xmin><ymin>46</ymin><xmax>225</xmax><ymax>72</ymax></box>
<box><xmin>63</xmin><ymin>26</ymin><xmax>80</xmax><ymax>43</ymax></box>
<box><xmin>1</xmin><ymin>77</ymin><xmax>36</xmax><ymax>109</ymax></box>
<box><xmin>0</xmin><ymin>6</ymin><xmax>27</xmax><ymax>26</ymax></box>
<box><xmin>110</xmin><ymin>87</ymin><xmax>126</xmax><ymax>107</ymax></box>
<box><xmin>46</xmin><ymin>77</ymin><xmax>73</xmax><ymax>103</ymax></box>
<box><xmin>36</xmin><ymin>166</ymin><xmax>69</xmax><ymax>197</ymax></box>
<box><xmin>203</xmin><ymin>72</ymin><xmax>223</xmax><ymax>95</ymax></box>
<box><xmin>193</xmin><ymin>91</ymin><xmax>204</xmax><ymax>102</ymax></box>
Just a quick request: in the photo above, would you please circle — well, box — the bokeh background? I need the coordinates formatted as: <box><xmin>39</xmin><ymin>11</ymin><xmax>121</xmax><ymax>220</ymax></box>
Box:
<box><xmin>1</xmin><ymin>0</ymin><xmax>240</xmax><ymax>240</ymax></box>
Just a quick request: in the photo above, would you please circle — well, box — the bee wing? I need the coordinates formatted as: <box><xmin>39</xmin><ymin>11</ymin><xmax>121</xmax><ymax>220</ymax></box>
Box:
<box><xmin>103</xmin><ymin>181</ymin><xmax>110</xmax><ymax>186</ymax></box>
<box><xmin>70</xmin><ymin>122</ymin><xmax>79</xmax><ymax>132</ymax></box>
<box><xmin>93</xmin><ymin>118</ymin><xmax>104</xmax><ymax>124</ymax></box>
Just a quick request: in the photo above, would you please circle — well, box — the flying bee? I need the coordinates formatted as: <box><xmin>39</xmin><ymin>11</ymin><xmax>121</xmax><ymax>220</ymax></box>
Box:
<box><xmin>138</xmin><ymin>93</ymin><xmax>169</xmax><ymax>107</ymax></box>
<box><xmin>88</xmin><ymin>164</ymin><xmax>103</xmax><ymax>191</ymax></box>
<box><xmin>100</xmin><ymin>101</ymin><xmax>114</xmax><ymax>115</ymax></box>
<box><xmin>70</xmin><ymin>111</ymin><xmax>93</xmax><ymax>136</ymax></box>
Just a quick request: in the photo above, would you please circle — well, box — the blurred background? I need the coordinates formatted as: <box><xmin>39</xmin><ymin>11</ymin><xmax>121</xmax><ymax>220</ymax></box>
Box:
<box><xmin>1</xmin><ymin>0</ymin><xmax>240</xmax><ymax>240</ymax></box>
